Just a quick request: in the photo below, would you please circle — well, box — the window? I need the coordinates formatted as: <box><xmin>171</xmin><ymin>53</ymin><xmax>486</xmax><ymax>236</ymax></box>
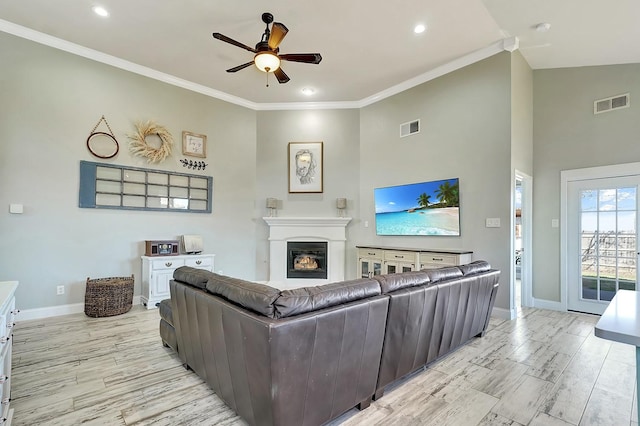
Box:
<box><xmin>79</xmin><ymin>161</ymin><xmax>212</xmax><ymax>213</ymax></box>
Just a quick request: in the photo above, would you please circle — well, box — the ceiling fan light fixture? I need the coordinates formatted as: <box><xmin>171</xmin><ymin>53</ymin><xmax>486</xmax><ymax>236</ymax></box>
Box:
<box><xmin>254</xmin><ymin>51</ymin><xmax>280</xmax><ymax>73</ymax></box>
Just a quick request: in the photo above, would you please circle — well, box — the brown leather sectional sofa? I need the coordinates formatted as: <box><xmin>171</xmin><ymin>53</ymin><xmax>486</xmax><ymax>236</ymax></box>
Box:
<box><xmin>162</xmin><ymin>260</ymin><xmax>499</xmax><ymax>426</ymax></box>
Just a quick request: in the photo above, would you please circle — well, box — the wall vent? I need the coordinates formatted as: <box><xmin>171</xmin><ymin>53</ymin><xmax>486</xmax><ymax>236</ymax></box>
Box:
<box><xmin>400</xmin><ymin>119</ymin><xmax>420</xmax><ymax>137</ymax></box>
<box><xmin>594</xmin><ymin>93</ymin><xmax>630</xmax><ymax>114</ymax></box>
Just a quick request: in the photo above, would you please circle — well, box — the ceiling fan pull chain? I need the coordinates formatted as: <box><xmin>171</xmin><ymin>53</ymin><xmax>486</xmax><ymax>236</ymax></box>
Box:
<box><xmin>266</xmin><ymin>72</ymin><xmax>270</xmax><ymax>87</ymax></box>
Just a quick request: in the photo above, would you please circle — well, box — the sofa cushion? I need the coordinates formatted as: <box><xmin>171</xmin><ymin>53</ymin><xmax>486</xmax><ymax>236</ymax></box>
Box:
<box><xmin>424</xmin><ymin>266</ymin><xmax>463</xmax><ymax>283</ymax></box>
<box><xmin>205</xmin><ymin>273</ymin><xmax>281</xmax><ymax>318</ymax></box>
<box><xmin>374</xmin><ymin>271</ymin><xmax>431</xmax><ymax>293</ymax></box>
<box><xmin>159</xmin><ymin>298</ymin><xmax>174</xmax><ymax>326</ymax></box>
<box><xmin>459</xmin><ymin>260</ymin><xmax>491</xmax><ymax>276</ymax></box>
<box><xmin>173</xmin><ymin>266</ymin><xmax>213</xmax><ymax>290</ymax></box>
<box><xmin>274</xmin><ymin>278</ymin><xmax>381</xmax><ymax>319</ymax></box>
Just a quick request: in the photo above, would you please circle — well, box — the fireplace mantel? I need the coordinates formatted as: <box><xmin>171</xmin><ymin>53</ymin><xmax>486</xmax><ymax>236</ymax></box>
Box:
<box><xmin>263</xmin><ymin>217</ymin><xmax>352</xmax><ymax>227</ymax></box>
<box><xmin>263</xmin><ymin>216</ymin><xmax>352</xmax><ymax>289</ymax></box>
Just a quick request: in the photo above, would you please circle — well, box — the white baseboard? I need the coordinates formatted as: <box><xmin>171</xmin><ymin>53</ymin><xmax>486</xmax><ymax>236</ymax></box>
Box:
<box><xmin>17</xmin><ymin>296</ymin><xmax>143</xmax><ymax>321</ymax></box>
<box><xmin>532</xmin><ymin>298</ymin><xmax>564</xmax><ymax>312</ymax></box>
<box><xmin>491</xmin><ymin>307</ymin><xmax>516</xmax><ymax>320</ymax></box>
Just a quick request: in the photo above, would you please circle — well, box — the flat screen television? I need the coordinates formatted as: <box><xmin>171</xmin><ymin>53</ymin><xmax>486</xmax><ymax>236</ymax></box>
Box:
<box><xmin>374</xmin><ymin>178</ymin><xmax>460</xmax><ymax>236</ymax></box>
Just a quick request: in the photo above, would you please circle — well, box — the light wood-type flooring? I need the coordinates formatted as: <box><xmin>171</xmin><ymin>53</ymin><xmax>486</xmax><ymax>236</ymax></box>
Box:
<box><xmin>10</xmin><ymin>304</ymin><xmax>638</xmax><ymax>425</ymax></box>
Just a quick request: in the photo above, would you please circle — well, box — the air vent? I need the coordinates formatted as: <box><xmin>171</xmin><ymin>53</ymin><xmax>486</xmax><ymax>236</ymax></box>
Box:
<box><xmin>594</xmin><ymin>93</ymin><xmax>630</xmax><ymax>114</ymax></box>
<box><xmin>400</xmin><ymin>119</ymin><xmax>420</xmax><ymax>138</ymax></box>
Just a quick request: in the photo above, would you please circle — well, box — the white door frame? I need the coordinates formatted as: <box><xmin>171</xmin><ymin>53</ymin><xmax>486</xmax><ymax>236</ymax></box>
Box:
<box><xmin>560</xmin><ymin>161</ymin><xmax>640</xmax><ymax>311</ymax></box>
<box><xmin>513</xmin><ymin>170</ymin><xmax>533</xmax><ymax>310</ymax></box>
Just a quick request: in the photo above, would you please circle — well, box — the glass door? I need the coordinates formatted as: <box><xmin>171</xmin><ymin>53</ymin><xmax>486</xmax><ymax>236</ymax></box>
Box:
<box><xmin>568</xmin><ymin>177</ymin><xmax>638</xmax><ymax>314</ymax></box>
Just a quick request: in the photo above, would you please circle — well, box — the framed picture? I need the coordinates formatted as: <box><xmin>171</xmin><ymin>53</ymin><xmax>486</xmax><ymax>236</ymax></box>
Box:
<box><xmin>182</xmin><ymin>131</ymin><xmax>207</xmax><ymax>158</ymax></box>
<box><xmin>289</xmin><ymin>142</ymin><xmax>323</xmax><ymax>193</ymax></box>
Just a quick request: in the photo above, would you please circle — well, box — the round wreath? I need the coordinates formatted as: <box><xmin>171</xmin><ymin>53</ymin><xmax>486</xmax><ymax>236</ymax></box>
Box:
<box><xmin>128</xmin><ymin>120</ymin><xmax>173</xmax><ymax>163</ymax></box>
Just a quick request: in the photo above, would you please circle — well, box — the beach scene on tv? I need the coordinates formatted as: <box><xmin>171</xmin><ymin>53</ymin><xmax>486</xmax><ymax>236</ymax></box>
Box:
<box><xmin>375</xmin><ymin>178</ymin><xmax>460</xmax><ymax>236</ymax></box>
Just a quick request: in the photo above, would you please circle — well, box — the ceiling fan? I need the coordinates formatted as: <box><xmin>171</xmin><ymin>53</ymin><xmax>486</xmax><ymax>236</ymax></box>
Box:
<box><xmin>212</xmin><ymin>12</ymin><xmax>322</xmax><ymax>85</ymax></box>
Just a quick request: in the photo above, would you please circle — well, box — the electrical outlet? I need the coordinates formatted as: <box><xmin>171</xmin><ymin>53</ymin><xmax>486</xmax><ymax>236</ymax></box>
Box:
<box><xmin>56</xmin><ymin>285</ymin><xmax>64</xmax><ymax>295</ymax></box>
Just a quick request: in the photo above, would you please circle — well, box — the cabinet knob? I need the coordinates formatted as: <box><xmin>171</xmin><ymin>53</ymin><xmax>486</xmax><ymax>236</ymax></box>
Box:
<box><xmin>196</xmin><ymin>260</ymin><xmax>202</xmax><ymax>265</ymax></box>
<box><xmin>165</xmin><ymin>262</ymin><xmax>172</xmax><ymax>267</ymax></box>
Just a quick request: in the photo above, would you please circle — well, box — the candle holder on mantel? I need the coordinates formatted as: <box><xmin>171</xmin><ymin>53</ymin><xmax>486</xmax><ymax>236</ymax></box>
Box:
<box><xmin>336</xmin><ymin>198</ymin><xmax>347</xmax><ymax>217</ymax></box>
<box><xmin>266</xmin><ymin>198</ymin><xmax>278</xmax><ymax>217</ymax></box>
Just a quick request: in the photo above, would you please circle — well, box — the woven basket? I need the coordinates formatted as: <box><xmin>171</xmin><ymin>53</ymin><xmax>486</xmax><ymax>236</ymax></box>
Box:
<box><xmin>84</xmin><ymin>275</ymin><xmax>134</xmax><ymax>318</ymax></box>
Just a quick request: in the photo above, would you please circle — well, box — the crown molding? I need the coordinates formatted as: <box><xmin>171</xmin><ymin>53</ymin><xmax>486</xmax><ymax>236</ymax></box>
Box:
<box><xmin>357</xmin><ymin>39</ymin><xmax>508</xmax><ymax>108</ymax></box>
<box><xmin>0</xmin><ymin>19</ymin><xmax>258</xmax><ymax>110</ymax></box>
<box><xmin>2</xmin><ymin>19</ymin><xmax>511</xmax><ymax>111</ymax></box>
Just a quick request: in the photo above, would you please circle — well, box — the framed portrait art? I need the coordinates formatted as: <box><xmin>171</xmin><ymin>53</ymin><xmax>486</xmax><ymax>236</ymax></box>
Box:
<box><xmin>288</xmin><ymin>142</ymin><xmax>323</xmax><ymax>193</ymax></box>
<box><xmin>182</xmin><ymin>131</ymin><xmax>207</xmax><ymax>158</ymax></box>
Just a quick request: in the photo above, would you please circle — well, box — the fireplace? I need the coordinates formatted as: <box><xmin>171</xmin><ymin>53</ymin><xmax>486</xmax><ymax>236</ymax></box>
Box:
<box><xmin>287</xmin><ymin>241</ymin><xmax>328</xmax><ymax>279</ymax></box>
<box><xmin>263</xmin><ymin>217</ymin><xmax>351</xmax><ymax>289</ymax></box>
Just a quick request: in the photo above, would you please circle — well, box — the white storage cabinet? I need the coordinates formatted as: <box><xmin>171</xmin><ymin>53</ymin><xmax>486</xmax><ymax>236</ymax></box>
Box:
<box><xmin>141</xmin><ymin>254</ymin><xmax>214</xmax><ymax>308</ymax></box>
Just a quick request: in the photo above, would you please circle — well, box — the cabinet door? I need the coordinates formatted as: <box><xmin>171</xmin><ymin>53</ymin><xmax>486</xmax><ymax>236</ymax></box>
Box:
<box><xmin>153</xmin><ymin>270</ymin><xmax>173</xmax><ymax>299</ymax></box>
<box><xmin>385</xmin><ymin>261</ymin><xmax>415</xmax><ymax>274</ymax></box>
<box><xmin>360</xmin><ymin>259</ymin><xmax>371</xmax><ymax>279</ymax></box>
<box><xmin>359</xmin><ymin>258</ymin><xmax>383</xmax><ymax>278</ymax></box>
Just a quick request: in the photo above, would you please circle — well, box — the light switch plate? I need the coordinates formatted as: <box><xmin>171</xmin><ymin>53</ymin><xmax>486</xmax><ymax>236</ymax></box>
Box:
<box><xmin>9</xmin><ymin>204</ymin><xmax>23</xmax><ymax>214</ymax></box>
<box><xmin>485</xmin><ymin>218</ymin><xmax>501</xmax><ymax>228</ymax></box>
<box><xmin>552</xmin><ymin>219</ymin><xmax>559</xmax><ymax>228</ymax></box>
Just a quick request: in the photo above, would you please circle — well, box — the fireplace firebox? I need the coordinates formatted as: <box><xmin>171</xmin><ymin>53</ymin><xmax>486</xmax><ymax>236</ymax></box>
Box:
<box><xmin>287</xmin><ymin>241</ymin><xmax>328</xmax><ymax>279</ymax></box>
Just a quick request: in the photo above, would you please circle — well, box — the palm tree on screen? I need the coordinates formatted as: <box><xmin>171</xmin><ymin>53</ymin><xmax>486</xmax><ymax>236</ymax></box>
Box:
<box><xmin>435</xmin><ymin>181</ymin><xmax>460</xmax><ymax>207</ymax></box>
<box><xmin>417</xmin><ymin>193</ymin><xmax>431</xmax><ymax>209</ymax></box>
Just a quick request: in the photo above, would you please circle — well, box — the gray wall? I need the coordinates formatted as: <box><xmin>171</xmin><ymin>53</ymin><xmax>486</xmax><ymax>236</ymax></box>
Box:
<box><xmin>0</xmin><ymin>33</ymin><xmax>257</xmax><ymax>309</ymax></box>
<box><xmin>355</xmin><ymin>53</ymin><xmax>514</xmax><ymax>311</ymax></box>
<box><xmin>255</xmin><ymin>109</ymin><xmax>361</xmax><ymax>281</ymax></box>
<box><xmin>14</xmin><ymin>25</ymin><xmax>635</xmax><ymax>314</ymax></box>
<box><xmin>511</xmin><ymin>52</ymin><xmax>534</xmax><ymax>177</ymax></box>
<box><xmin>532</xmin><ymin>63</ymin><xmax>640</xmax><ymax>301</ymax></box>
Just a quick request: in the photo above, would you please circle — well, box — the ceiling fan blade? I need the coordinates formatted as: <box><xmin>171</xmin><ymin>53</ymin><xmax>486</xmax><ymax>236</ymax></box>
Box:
<box><xmin>274</xmin><ymin>67</ymin><xmax>290</xmax><ymax>84</ymax></box>
<box><xmin>268</xmin><ymin>22</ymin><xmax>289</xmax><ymax>50</ymax></box>
<box><xmin>226</xmin><ymin>61</ymin><xmax>254</xmax><ymax>73</ymax></box>
<box><xmin>212</xmin><ymin>32</ymin><xmax>257</xmax><ymax>53</ymax></box>
<box><xmin>279</xmin><ymin>53</ymin><xmax>322</xmax><ymax>64</ymax></box>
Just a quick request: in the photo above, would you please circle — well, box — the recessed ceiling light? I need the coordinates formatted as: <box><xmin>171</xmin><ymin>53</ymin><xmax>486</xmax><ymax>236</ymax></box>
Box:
<box><xmin>414</xmin><ymin>24</ymin><xmax>426</xmax><ymax>34</ymax></box>
<box><xmin>301</xmin><ymin>88</ymin><xmax>315</xmax><ymax>96</ymax></box>
<box><xmin>535</xmin><ymin>22</ymin><xmax>551</xmax><ymax>32</ymax></box>
<box><xmin>92</xmin><ymin>6</ymin><xmax>109</xmax><ymax>17</ymax></box>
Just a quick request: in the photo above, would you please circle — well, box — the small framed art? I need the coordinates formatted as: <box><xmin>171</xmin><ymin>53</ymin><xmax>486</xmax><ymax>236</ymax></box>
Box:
<box><xmin>288</xmin><ymin>142</ymin><xmax>323</xmax><ymax>193</ymax></box>
<box><xmin>182</xmin><ymin>131</ymin><xmax>207</xmax><ymax>158</ymax></box>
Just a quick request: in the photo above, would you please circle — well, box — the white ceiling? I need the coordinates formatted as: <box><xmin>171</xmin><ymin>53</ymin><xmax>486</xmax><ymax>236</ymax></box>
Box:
<box><xmin>1</xmin><ymin>1</ymin><xmax>638</xmax><ymax>106</ymax></box>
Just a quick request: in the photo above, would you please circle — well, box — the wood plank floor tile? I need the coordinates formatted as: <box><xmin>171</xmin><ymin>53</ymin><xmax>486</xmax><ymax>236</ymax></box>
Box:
<box><xmin>426</xmin><ymin>388</ymin><xmax>498</xmax><ymax>426</ymax></box>
<box><xmin>471</xmin><ymin>359</ymin><xmax>529</xmax><ymax>398</ymax></box>
<box><xmin>594</xmin><ymin>357</ymin><xmax>636</xmax><ymax>397</ymax></box>
<box><xmin>529</xmin><ymin>412</ymin><xmax>575</xmax><ymax>425</ymax></box>
<box><xmin>8</xmin><ymin>304</ymin><xmax>636</xmax><ymax>426</ymax></box>
<box><xmin>525</xmin><ymin>349</ymin><xmax>572</xmax><ymax>383</ymax></box>
<box><xmin>580</xmin><ymin>387</ymin><xmax>633</xmax><ymax>426</ymax></box>
<box><xmin>477</xmin><ymin>411</ymin><xmax>523</xmax><ymax>425</ymax></box>
<box><xmin>541</xmin><ymin>373</ymin><xmax>596</xmax><ymax>425</ymax></box>
<box><xmin>492</xmin><ymin>374</ymin><xmax>555</xmax><ymax>424</ymax></box>
<box><xmin>131</xmin><ymin>394</ymin><xmax>246</xmax><ymax>426</ymax></box>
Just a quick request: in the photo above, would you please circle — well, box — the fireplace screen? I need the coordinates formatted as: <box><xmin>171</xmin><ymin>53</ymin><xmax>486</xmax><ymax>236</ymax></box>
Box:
<box><xmin>287</xmin><ymin>241</ymin><xmax>328</xmax><ymax>279</ymax></box>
